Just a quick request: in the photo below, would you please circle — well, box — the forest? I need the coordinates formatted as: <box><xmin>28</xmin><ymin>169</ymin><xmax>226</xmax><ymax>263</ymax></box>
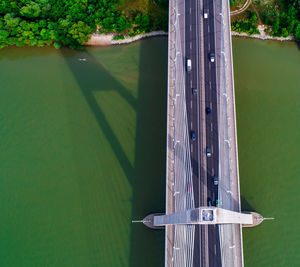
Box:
<box><xmin>260</xmin><ymin>0</ymin><xmax>300</xmax><ymax>40</ymax></box>
<box><xmin>0</xmin><ymin>0</ymin><xmax>298</xmax><ymax>49</ymax></box>
<box><xmin>231</xmin><ymin>0</ymin><xmax>300</xmax><ymax>40</ymax></box>
<box><xmin>0</xmin><ymin>0</ymin><xmax>168</xmax><ymax>49</ymax></box>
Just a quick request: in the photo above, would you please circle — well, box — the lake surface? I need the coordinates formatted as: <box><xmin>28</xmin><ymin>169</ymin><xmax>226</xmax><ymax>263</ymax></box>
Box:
<box><xmin>0</xmin><ymin>36</ymin><xmax>299</xmax><ymax>266</ymax></box>
<box><xmin>0</xmin><ymin>38</ymin><xmax>167</xmax><ymax>266</ymax></box>
<box><xmin>233</xmin><ymin>37</ymin><xmax>300</xmax><ymax>267</ymax></box>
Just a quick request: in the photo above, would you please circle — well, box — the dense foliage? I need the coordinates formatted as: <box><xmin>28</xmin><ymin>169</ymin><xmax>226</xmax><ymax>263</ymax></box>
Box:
<box><xmin>0</xmin><ymin>0</ymin><xmax>298</xmax><ymax>49</ymax></box>
<box><xmin>231</xmin><ymin>10</ymin><xmax>260</xmax><ymax>35</ymax></box>
<box><xmin>230</xmin><ymin>0</ymin><xmax>300</xmax><ymax>40</ymax></box>
<box><xmin>260</xmin><ymin>0</ymin><xmax>300</xmax><ymax>40</ymax></box>
<box><xmin>0</xmin><ymin>0</ymin><xmax>168</xmax><ymax>49</ymax></box>
<box><xmin>230</xmin><ymin>0</ymin><xmax>243</xmax><ymax>8</ymax></box>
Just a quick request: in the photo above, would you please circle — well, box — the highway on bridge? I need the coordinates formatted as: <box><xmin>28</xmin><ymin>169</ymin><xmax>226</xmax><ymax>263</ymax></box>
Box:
<box><xmin>161</xmin><ymin>0</ymin><xmax>245</xmax><ymax>265</ymax></box>
<box><xmin>184</xmin><ymin>0</ymin><xmax>222</xmax><ymax>265</ymax></box>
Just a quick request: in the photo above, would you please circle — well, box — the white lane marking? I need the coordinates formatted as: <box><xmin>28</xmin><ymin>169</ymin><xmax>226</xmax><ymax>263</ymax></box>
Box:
<box><xmin>211</xmin><ymin>123</ymin><xmax>213</xmax><ymax>131</ymax></box>
<box><xmin>190</xmin><ymin>100</ymin><xmax>192</xmax><ymax>109</ymax></box>
<box><xmin>190</xmin><ymin>25</ymin><xmax>192</xmax><ymax>31</ymax></box>
<box><xmin>208</xmin><ymin>25</ymin><xmax>210</xmax><ymax>33</ymax></box>
<box><xmin>211</xmin><ymin>144</ymin><xmax>213</xmax><ymax>153</ymax></box>
<box><xmin>190</xmin><ymin>7</ymin><xmax>191</xmax><ymax>14</ymax></box>
<box><xmin>190</xmin><ymin>80</ymin><xmax>192</xmax><ymax>87</ymax></box>
<box><xmin>212</xmin><ymin>167</ymin><xmax>214</xmax><ymax>173</ymax></box>
<box><xmin>210</xmin><ymin>81</ymin><xmax>212</xmax><ymax>89</ymax></box>
<box><xmin>191</xmin><ymin>121</ymin><xmax>193</xmax><ymax>128</ymax></box>
<box><xmin>214</xmin><ymin>244</ymin><xmax>216</xmax><ymax>255</ymax></box>
<box><xmin>208</xmin><ymin>43</ymin><xmax>210</xmax><ymax>50</ymax></box>
<box><xmin>191</xmin><ymin>145</ymin><xmax>193</xmax><ymax>153</ymax></box>
<box><xmin>190</xmin><ymin>42</ymin><xmax>192</xmax><ymax>49</ymax></box>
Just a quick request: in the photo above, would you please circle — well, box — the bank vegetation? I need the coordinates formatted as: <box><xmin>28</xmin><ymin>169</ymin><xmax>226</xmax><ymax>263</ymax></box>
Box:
<box><xmin>230</xmin><ymin>0</ymin><xmax>300</xmax><ymax>41</ymax></box>
<box><xmin>0</xmin><ymin>0</ymin><xmax>168</xmax><ymax>49</ymax></box>
<box><xmin>0</xmin><ymin>0</ymin><xmax>298</xmax><ymax>49</ymax></box>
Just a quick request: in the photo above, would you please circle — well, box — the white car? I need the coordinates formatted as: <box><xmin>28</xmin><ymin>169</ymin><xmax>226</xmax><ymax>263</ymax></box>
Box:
<box><xmin>213</xmin><ymin>176</ymin><xmax>218</xmax><ymax>186</ymax></box>
<box><xmin>210</xmin><ymin>52</ymin><xmax>215</xmax><ymax>63</ymax></box>
<box><xmin>187</xmin><ymin>58</ymin><xmax>192</xmax><ymax>72</ymax></box>
<box><xmin>204</xmin><ymin>10</ymin><xmax>208</xmax><ymax>19</ymax></box>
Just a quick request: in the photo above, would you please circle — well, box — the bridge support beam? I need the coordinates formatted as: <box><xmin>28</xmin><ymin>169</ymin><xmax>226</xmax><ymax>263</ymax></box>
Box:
<box><xmin>142</xmin><ymin>208</ymin><xmax>265</xmax><ymax>228</ymax></box>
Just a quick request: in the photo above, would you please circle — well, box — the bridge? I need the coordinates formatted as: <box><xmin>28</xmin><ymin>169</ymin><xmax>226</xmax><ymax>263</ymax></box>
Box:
<box><xmin>138</xmin><ymin>0</ymin><xmax>269</xmax><ymax>266</ymax></box>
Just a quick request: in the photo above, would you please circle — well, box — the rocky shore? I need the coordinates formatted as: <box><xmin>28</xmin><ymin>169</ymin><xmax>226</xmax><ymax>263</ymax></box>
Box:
<box><xmin>85</xmin><ymin>25</ymin><xmax>293</xmax><ymax>47</ymax></box>
<box><xmin>85</xmin><ymin>31</ymin><xmax>167</xmax><ymax>46</ymax></box>
<box><xmin>231</xmin><ymin>25</ymin><xmax>294</xmax><ymax>41</ymax></box>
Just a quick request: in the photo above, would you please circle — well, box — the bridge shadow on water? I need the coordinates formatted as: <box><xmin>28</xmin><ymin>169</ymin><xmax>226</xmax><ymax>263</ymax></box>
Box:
<box><xmin>61</xmin><ymin>37</ymin><xmax>167</xmax><ymax>267</ymax></box>
<box><xmin>129</xmin><ymin>37</ymin><xmax>168</xmax><ymax>267</ymax></box>
<box><xmin>241</xmin><ymin>195</ymin><xmax>256</xmax><ymax>212</ymax></box>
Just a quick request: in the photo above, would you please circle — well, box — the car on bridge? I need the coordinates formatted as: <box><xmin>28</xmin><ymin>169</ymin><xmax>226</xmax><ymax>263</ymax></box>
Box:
<box><xmin>206</xmin><ymin>147</ymin><xmax>212</xmax><ymax>157</ymax></box>
<box><xmin>186</xmin><ymin>58</ymin><xmax>192</xmax><ymax>72</ymax></box>
<box><xmin>207</xmin><ymin>197</ymin><xmax>212</xmax><ymax>206</ymax></box>
<box><xmin>209</xmin><ymin>52</ymin><xmax>215</xmax><ymax>63</ymax></box>
<box><xmin>192</xmin><ymin>88</ymin><xmax>197</xmax><ymax>95</ymax></box>
<box><xmin>206</xmin><ymin>147</ymin><xmax>211</xmax><ymax>158</ymax></box>
<box><xmin>203</xmin><ymin>9</ymin><xmax>208</xmax><ymax>19</ymax></box>
<box><xmin>206</xmin><ymin>107</ymin><xmax>211</xmax><ymax>114</ymax></box>
<box><xmin>191</xmin><ymin>131</ymin><xmax>196</xmax><ymax>141</ymax></box>
<box><xmin>213</xmin><ymin>176</ymin><xmax>218</xmax><ymax>186</ymax></box>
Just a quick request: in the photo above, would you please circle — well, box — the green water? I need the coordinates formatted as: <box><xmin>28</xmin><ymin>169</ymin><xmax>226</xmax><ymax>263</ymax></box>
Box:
<box><xmin>233</xmin><ymin>38</ymin><xmax>300</xmax><ymax>266</ymax></box>
<box><xmin>0</xmin><ymin>36</ymin><xmax>299</xmax><ymax>267</ymax></box>
<box><xmin>0</xmin><ymin>38</ymin><xmax>167</xmax><ymax>266</ymax></box>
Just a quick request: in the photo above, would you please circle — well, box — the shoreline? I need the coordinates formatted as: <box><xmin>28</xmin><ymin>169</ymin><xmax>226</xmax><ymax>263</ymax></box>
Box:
<box><xmin>231</xmin><ymin>25</ymin><xmax>294</xmax><ymax>42</ymax></box>
<box><xmin>85</xmin><ymin>25</ymin><xmax>293</xmax><ymax>47</ymax></box>
<box><xmin>85</xmin><ymin>31</ymin><xmax>168</xmax><ymax>46</ymax></box>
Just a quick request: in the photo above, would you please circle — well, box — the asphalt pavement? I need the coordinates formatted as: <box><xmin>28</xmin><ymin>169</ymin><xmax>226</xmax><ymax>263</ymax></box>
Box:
<box><xmin>184</xmin><ymin>0</ymin><xmax>222</xmax><ymax>266</ymax></box>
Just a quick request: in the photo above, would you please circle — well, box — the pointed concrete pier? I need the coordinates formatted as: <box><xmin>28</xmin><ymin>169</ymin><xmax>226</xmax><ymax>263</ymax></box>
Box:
<box><xmin>143</xmin><ymin>208</ymin><xmax>266</xmax><ymax>228</ymax></box>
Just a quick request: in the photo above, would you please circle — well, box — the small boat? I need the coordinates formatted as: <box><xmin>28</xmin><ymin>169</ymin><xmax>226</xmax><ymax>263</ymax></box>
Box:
<box><xmin>78</xmin><ymin>58</ymin><xmax>87</xmax><ymax>62</ymax></box>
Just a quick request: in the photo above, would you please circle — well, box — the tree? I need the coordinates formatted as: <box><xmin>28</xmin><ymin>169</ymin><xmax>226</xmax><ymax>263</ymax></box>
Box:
<box><xmin>294</xmin><ymin>22</ymin><xmax>300</xmax><ymax>41</ymax></box>
<box><xmin>0</xmin><ymin>30</ymin><xmax>9</xmax><ymax>41</ymax></box>
<box><xmin>248</xmin><ymin>11</ymin><xmax>258</xmax><ymax>24</ymax></box>
<box><xmin>134</xmin><ymin>14</ymin><xmax>150</xmax><ymax>33</ymax></box>
<box><xmin>0</xmin><ymin>0</ymin><xmax>167</xmax><ymax>49</ymax></box>
<box><xmin>272</xmin><ymin>14</ymin><xmax>280</xmax><ymax>35</ymax></box>
<box><xmin>4</xmin><ymin>13</ymin><xmax>20</xmax><ymax>29</ymax></box>
<box><xmin>67</xmin><ymin>21</ymin><xmax>92</xmax><ymax>45</ymax></box>
<box><xmin>20</xmin><ymin>3</ymin><xmax>41</xmax><ymax>18</ymax></box>
<box><xmin>54</xmin><ymin>42</ymin><xmax>61</xmax><ymax>49</ymax></box>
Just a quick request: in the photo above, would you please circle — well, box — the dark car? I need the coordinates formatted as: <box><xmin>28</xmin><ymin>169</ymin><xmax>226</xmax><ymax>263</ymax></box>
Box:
<box><xmin>191</xmin><ymin>131</ymin><xmax>196</xmax><ymax>141</ymax></box>
<box><xmin>192</xmin><ymin>88</ymin><xmax>197</xmax><ymax>95</ymax></box>
<box><xmin>206</xmin><ymin>147</ymin><xmax>212</xmax><ymax>157</ymax></box>
<box><xmin>207</xmin><ymin>197</ymin><xmax>212</xmax><ymax>206</ymax></box>
<box><xmin>213</xmin><ymin>175</ymin><xmax>218</xmax><ymax>186</ymax></box>
<box><xmin>206</xmin><ymin>107</ymin><xmax>211</xmax><ymax>114</ymax></box>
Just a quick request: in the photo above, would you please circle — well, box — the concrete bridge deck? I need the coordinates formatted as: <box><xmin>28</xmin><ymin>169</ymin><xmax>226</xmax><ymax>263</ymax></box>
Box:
<box><xmin>164</xmin><ymin>0</ymin><xmax>245</xmax><ymax>266</ymax></box>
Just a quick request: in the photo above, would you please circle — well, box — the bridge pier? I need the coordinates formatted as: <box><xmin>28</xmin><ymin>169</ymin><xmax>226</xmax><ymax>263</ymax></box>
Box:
<box><xmin>142</xmin><ymin>209</ymin><xmax>267</xmax><ymax>228</ymax></box>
